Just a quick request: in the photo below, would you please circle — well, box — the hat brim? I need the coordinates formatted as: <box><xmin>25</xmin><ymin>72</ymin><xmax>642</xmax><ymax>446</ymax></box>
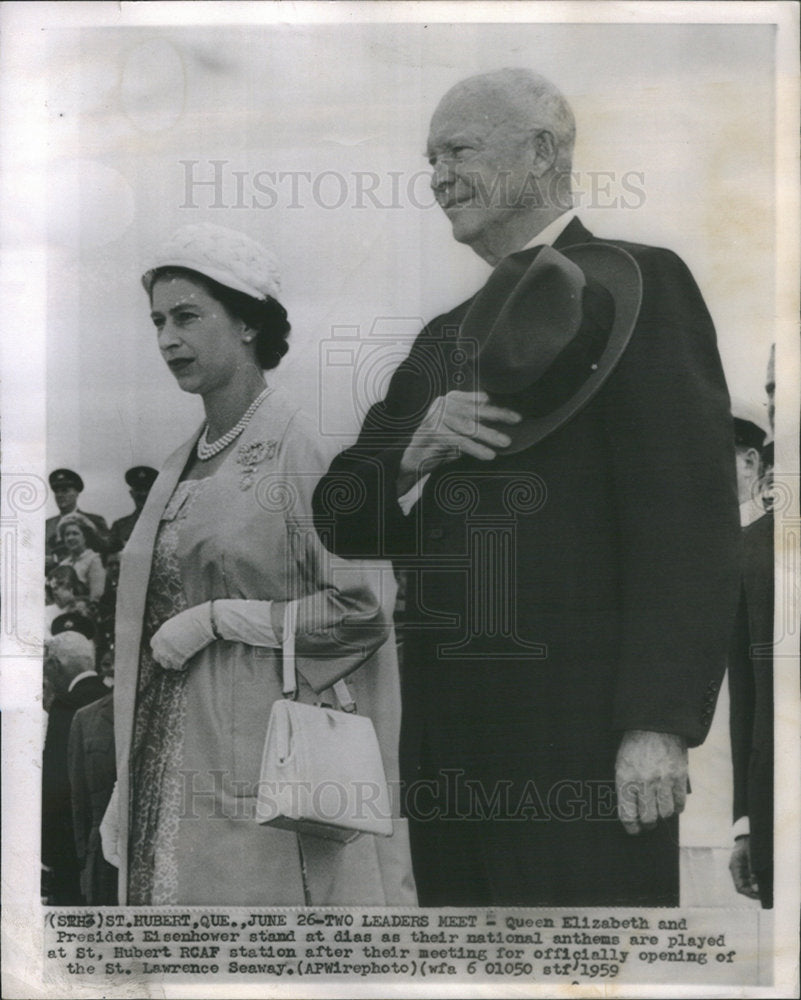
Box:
<box><xmin>142</xmin><ymin>259</ymin><xmax>269</xmax><ymax>301</ymax></box>
<box><xmin>491</xmin><ymin>242</ymin><xmax>642</xmax><ymax>455</ymax></box>
<box><xmin>49</xmin><ymin>470</ymin><xmax>84</xmax><ymax>492</ymax></box>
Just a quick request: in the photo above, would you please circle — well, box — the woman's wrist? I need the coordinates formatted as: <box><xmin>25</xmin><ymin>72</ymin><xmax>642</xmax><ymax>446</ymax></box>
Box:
<box><xmin>209</xmin><ymin>600</ymin><xmax>223</xmax><ymax>640</ymax></box>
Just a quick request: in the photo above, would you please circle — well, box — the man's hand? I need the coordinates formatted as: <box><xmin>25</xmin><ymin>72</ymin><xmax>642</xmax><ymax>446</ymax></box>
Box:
<box><xmin>729</xmin><ymin>835</ymin><xmax>760</xmax><ymax>899</ymax></box>
<box><xmin>615</xmin><ymin>730</ymin><xmax>688</xmax><ymax>835</ymax></box>
<box><xmin>397</xmin><ymin>390</ymin><xmax>521</xmax><ymax>496</ymax></box>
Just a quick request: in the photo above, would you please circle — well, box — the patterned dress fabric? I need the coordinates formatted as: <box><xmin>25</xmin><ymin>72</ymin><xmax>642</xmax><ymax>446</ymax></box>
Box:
<box><xmin>128</xmin><ymin>480</ymin><xmax>208</xmax><ymax>905</ymax></box>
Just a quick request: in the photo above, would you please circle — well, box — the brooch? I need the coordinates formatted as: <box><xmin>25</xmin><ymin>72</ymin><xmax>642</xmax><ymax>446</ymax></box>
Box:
<box><xmin>236</xmin><ymin>439</ymin><xmax>277</xmax><ymax>490</ymax></box>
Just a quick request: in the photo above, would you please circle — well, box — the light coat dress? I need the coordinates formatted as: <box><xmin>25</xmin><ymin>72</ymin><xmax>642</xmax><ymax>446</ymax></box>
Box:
<box><xmin>113</xmin><ymin>386</ymin><xmax>416</xmax><ymax>905</ymax></box>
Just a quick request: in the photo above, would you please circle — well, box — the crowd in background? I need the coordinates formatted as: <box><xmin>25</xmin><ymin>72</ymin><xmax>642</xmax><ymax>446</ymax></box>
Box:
<box><xmin>41</xmin><ymin>466</ymin><xmax>156</xmax><ymax>905</ymax></box>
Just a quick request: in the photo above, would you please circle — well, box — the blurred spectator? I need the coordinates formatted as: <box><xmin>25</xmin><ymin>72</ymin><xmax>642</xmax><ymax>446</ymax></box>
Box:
<box><xmin>46</xmin><ymin>469</ymin><xmax>111</xmax><ymax>569</ymax></box>
<box><xmin>45</xmin><ymin>565</ymin><xmax>86</xmax><ymax>637</ymax></box>
<box><xmin>51</xmin><ymin>610</ymin><xmax>96</xmax><ymax>643</ymax></box>
<box><xmin>732</xmin><ymin>404</ymin><xmax>769</xmax><ymax>527</ymax></box>
<box><xmin>96</xmin><ymin>637</ymin><xmax>115</xmax><ymax>688</ymax></box>
<box><xmin>58</xmin><ymin>515</ymin><xmax>106</xmax><ymax>602</ymax></box>
<box><xmin>68</xmin><ymin>693</ymin><xmax>118</xmax><ymax>904</ymax></box>
<box><xmin>42</xmin><ymin>632</ymin><xmax>108</xmax><ymax>904</ymax></box>
<box><xmin>728</xmin><ymin>356</ymin><xmax>775</xmax><ymax>909</ymax></box>
<box><xmin>95</xmin><ymin>545</ymin><xmax>122</xmax><ymax>649</ymax></box>
<box><xmin>110</xmin><ymin>466</ymin><xmax>158</xmax><ymax>549</ymax></box>
<box><xmin>759</xmin><ymin>440</ymin><xmax>774</xmax><ymax>512</ymax></box>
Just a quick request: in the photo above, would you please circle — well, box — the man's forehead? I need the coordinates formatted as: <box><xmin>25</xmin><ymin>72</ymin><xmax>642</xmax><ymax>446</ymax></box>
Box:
<box><xmin>428</xmin><ymin>90</ymin><xmax>522</xmax><ymax>148</ymax></box>
<box><xmin>432</xmin><ymin>84</ymin><xmax>513</xmax><ymax>124</ymax></box>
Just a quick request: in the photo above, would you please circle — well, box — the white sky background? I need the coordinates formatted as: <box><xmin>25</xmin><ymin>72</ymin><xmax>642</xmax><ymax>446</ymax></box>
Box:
<box><xmin>39</xmin><ymin>20</ymin><xmax>776</xmax><ymax>523</ymax></box>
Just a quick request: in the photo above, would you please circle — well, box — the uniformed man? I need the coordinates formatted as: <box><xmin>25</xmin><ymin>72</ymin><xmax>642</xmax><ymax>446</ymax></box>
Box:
<box><xmin>109</xmin><ymin>466</ymin><xmax>158</xmax><ymax>549</ymax></box>
<box><xmin>45</xmin><ymin>469</ymin><xmax>111</xmax><ymax>570</ymax></box>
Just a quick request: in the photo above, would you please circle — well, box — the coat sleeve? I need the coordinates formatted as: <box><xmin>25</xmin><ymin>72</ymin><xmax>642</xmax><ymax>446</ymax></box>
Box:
<box><xmin>603</xmin><ymin>247</ymin><xmax>742</xmax><ymax>746</ymax></box>
<box><xmin>270</xmin><ymin>413</ymin><xmax>397</xmax><ymax>693</ymax></box>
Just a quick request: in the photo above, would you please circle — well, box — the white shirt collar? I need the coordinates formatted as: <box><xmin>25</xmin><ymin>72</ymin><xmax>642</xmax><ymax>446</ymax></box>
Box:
<box><xmin>68</xmin><ymin>670</ymin><xmax>98</xmax><ymax>693</ymax></box>
<box><xmin>521</xmin><ymin>209</ymin><xmax>577</xmax><ymax>251</ymax></box>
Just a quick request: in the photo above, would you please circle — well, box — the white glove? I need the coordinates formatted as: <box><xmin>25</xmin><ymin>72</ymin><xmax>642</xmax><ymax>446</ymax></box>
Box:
<box><xmin>150</xmin><ymin>603</ymin><xmax>216</xmax><ymax>670</ymax></box>
<box><xmin>214</xmin><ymin>599</ymin><xmax>279</xmax><ymax>647</ymax></box>
<box><xmin>150</xmin><ymin>600</ymin><xmax>280</xmax><ymax>671</ymax></box>
<box><xmin>100</xmin><ymin>782</ymin><xmax>120</xmax><ymax>868</ymax></box>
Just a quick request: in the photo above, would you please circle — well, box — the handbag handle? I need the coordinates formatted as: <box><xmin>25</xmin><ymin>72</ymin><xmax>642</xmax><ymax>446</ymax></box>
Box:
<box><xmin>280</xmin><ymin>600</ymin><xmax>356</xmax><ymax>712</ymax></box>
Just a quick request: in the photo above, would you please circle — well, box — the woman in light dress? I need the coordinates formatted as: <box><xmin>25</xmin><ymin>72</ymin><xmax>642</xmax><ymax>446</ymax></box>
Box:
<box><xmin>106</xmin><ymin>224</ymin><xmax>415</xmax><ymax>906</ymax></box>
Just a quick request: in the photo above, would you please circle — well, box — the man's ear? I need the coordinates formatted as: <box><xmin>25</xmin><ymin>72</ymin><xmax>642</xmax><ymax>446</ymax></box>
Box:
<box><xmin>44</xmin><ymin>655</ymin><xmax>63</xmax><ymax>693</ymax></box>
<box><xmin>529</xmin><ymin>129</ymin><xmax>558</xmax><ymax>176</ymax></box>
<box><xmin>743</xmin><ymin>446</ymin><xmax>761</xmax><ymax>475</ymax></box>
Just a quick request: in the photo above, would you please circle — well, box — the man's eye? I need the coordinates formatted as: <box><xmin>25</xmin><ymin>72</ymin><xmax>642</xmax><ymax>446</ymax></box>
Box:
<box><xmin>176</xmin><ymin>312</ymin><xmax>198</xmax><ymax>324</ymax></box>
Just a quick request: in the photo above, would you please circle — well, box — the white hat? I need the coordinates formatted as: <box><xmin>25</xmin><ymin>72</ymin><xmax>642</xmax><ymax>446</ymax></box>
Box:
<box><xmin>142</xmin><ymin>223</ymin><xmax>281</xmax><ymax>301</ymax></box>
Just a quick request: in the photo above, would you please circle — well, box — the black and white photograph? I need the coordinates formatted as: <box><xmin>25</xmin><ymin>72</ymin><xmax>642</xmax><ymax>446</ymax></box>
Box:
<box><xmin>1</xmin><ymin>1</ymin><xmax>799</xmax><ymax>996</ymax></box>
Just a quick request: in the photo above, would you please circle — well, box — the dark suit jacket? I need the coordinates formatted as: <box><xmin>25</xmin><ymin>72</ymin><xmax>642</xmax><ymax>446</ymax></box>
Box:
<box><xmin>68</xmin><ymin>692</ymin><xmax>118</xmax><ymax>905</ymax></box>
<box><xmin>729</xmin><ymin>512</ymin><xmax>773</xmax><ymax>886</ymax></box>
<box><xmin>110</xmin><ymin>510</ymin><xmax>140</xmax><ymax>550</ymax></box>
<box><xmin>42</xmin><ymin>673</ymin><xmax>109</xmax><ymax>901</ymax></box>
<box><xmin>313</xmin><ymin>217</ymin><xmax>741</xmax><ymax>904</ymax></box>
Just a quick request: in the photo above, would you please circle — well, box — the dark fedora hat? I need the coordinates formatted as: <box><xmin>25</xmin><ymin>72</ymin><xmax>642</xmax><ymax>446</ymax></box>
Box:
<box><xmin>457</xmin><ymin>243</ymin><xmax>643</xmax><ymax>454</ymax></box>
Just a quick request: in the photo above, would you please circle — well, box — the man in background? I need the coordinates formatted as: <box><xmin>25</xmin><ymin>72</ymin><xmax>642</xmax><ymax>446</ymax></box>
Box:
<box><xmin>45</xmin><ymin>468</ymin><xmax>110</xmax><ymax>569</ymax></box>
<box><xmin>42</xmin><ymin>632</ymin><xmax>108</xmax><ymax>904</ymax></box>
<box><xmin>729</xmin><ymin>354</ymin><xmax>775</xmax><ymax>909</ymax></box>
<box><xmin>68</xmin><ymin>692</ymin><xmax>117</xmax><ymax>905</ymax></box>
<box><xmin>109</xmin><ymin>466</ymin><xmax>158</xmax><ymax>550</ymax></box>
<box><xmin>732</xmin><ymin>404</ymin><xmax>769</xmax><ymax>527</ymax></box>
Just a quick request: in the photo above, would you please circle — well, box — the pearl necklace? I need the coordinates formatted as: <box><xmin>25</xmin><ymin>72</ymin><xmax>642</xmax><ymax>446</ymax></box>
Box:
<box><xmin>197</xmin><ymin>386</ymin><xmax>271</xmax><ymax>460</ymax></box>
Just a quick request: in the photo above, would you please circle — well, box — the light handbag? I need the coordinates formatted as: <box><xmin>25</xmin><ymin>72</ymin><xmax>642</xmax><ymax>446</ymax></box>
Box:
<box><xmin>255</xmin><ymin>602</ymin><xmax>393</xmax><ymax>842</ymax></box>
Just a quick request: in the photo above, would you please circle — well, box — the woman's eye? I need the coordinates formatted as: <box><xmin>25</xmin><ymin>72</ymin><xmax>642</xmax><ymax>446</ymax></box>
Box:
<box><xmin>176</xmin><ymin>312</ymin><xmax>198</xmax><ymax>325</ymax></box>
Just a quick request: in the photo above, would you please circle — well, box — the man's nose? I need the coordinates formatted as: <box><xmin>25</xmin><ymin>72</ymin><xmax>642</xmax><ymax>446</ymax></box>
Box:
<box><xmin>430</xmin><ymin>157</ymin><xmax>455</xmax><ymax>193</ymax></box>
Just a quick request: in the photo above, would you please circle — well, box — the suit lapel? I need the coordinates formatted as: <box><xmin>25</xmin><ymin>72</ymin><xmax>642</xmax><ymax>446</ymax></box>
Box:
<box><xmin>554</xmin><ymin>216</ymin><xmax>594</xmax><ymax>249</ymax></box>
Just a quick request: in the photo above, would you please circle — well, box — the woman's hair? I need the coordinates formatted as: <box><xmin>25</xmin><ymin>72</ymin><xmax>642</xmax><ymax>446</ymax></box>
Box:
<box><xmin>149</xmin><ymin>266</ymin><xmax>291</xmax><ymax>371</ymax></box>
<box><xmin>57</xmin><ymin>513</ymin><xmax>99</xmax><ymax>550</ymax></box>
<box><xmin>47</xmin><ymin>564</ymin><xmax>86</xmax><ymax>596</ymax></box>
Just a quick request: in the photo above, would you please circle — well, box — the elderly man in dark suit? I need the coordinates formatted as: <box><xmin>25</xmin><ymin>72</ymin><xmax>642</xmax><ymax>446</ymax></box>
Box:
<box><xmin>42</xmin><ymin>631</ymin><xmax>109</xmax><ymax>904</ymax></box>
<box><xmin>68</xmin><ymin>692</ymin><xmax>118</xmax><ymax>905</ymax></box>
<box><xmin>313</xmin><ymin>68</ymin><xmax>740</xmax><ymax>906</ymax></box>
